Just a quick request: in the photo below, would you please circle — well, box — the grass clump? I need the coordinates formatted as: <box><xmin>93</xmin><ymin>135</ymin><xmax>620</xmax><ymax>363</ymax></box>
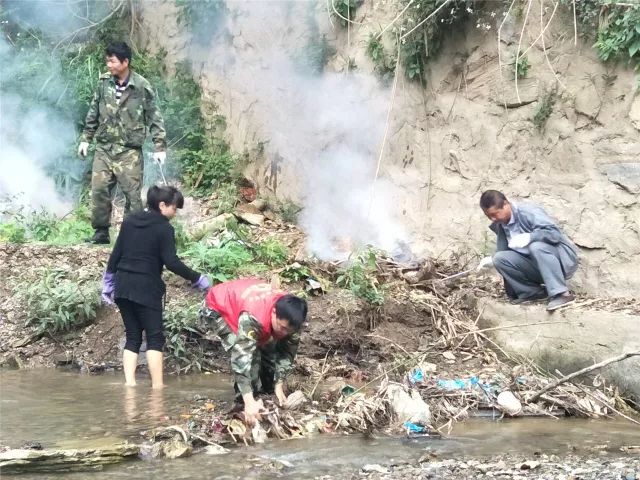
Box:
<box><xmin>336</xmin><ymin>248</ymin><xmax>384</xmax><ymax>306</ymax></box>
<box><xmin>514</xmin><ymin>54</ymin><xmax>530</xmax><ymax>79</ymax></box>
<box><xmin>0</xmin><ymin>204</ymin><xmax>93</xmax><ymax>245</ymax></box>
<box><xmin>533</xmin><ymin>90</ymin><xmax>556</xmax><ymax>130</ymax></box>
<box><xmin>17</xmin><ymin>268</ymin><xmax>99</xmax><ymax>335</ymax></box>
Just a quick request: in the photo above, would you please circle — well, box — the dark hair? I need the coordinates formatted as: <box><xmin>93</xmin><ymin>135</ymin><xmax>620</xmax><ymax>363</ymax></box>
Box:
<box><xmin>147</xmin><ymin>185</ymin><xmax>184</xmax><ymax>211</ymax></box>
<box><xmin>480</xmin><ymin>190</ymin><xmax>508</xmax><ymax>210</ymax></box>
<box><xmin>275</xmin><ymin>295</ymin><xmax>308</xmax><ymax>331</ymax></box>
<box><xmin>105</xmin><ymin>41</ymin><xmax>132</xmax><ymax>63</ymax></box>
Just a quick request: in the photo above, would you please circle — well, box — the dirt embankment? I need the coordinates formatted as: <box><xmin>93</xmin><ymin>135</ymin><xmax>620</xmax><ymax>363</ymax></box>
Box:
<box><xmin>0</xmin><ymin>241</ymin><xmax>445</xmax><ymax>372</ymax></box>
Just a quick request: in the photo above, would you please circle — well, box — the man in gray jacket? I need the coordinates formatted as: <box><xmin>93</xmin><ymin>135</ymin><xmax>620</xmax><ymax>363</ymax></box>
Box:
<box><xmin>478</xmin><ymin>190</ymin><xmax>578</xmax><ymax>311</ymax></box>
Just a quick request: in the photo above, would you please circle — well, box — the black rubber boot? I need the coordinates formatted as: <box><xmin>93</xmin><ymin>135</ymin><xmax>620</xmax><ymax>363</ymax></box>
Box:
<box><xmin>85</xmin><ymin>228</ymin><xmax>110</xmax><ymax>245</ymax></box>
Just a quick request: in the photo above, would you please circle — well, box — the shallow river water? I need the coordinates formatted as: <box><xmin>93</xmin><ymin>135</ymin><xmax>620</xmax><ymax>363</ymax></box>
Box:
<box><xmin>1</xmin><ymin>370</ymin><xmax>638</xmax><ymax>478</ymax></box>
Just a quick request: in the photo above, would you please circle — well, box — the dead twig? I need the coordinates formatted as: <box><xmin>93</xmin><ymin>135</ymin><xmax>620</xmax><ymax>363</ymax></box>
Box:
<box><xmin>528</xmin><ymin>352</ymin><xmax>640</xmax><ymax>403</ymax></box>
<box><xmin>575</xmin><ymin>385</ymin><xmax>640</xmax><ymax>427</ymax></box>
<box><xmin>452</xmin><ymin>320</ymin><xmax>571</xmax><ymax>338</ymax></box>
<box><xmin>309</xmin><ymin>350</ymin><xmax>331</xmax><ymax>399</ymax></box>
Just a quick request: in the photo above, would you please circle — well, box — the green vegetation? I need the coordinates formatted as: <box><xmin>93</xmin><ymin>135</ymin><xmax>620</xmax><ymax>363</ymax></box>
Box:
<box><xmin>398</xmin><ymin>0</ymin><xmax>471</xmax><ymax>83</ymax></box>
<box><xmin>564</xmin><ymin>0</ymin><xmax>639</xmax><ymax>77</ymax></box>
<box><xmin>181</xmin><ymin>241</ymin><xmax>257</xmax><ymax>282</ymax></box>
<box><xmin>594</xmin><ymin>4</ymin><xmax>640</xmax><ymax>65</ymax></box>
<box><xmin>366</xmin><ymin>34</ymin><xmax>396</xmax><ymax>80</ymax></box>
<box><xmin>514</xmin><ymin>54</ymin><xmax>530</xmax><ymax>79</ymax></box>
<box><xmin>0</xmin><ymin>205</ymin><xmax>93</xmax><ymax>245</ymax></box>
<box><xmin>164</xmin><ymin>300</ymin><xmax>206</xmax><ymax>372</ymax></box>
<box><xmin>280</xmin><ymin>262</ymin><xmax>312</xmax><ymax>283</ymax></box>
<box><xmin>533</xmin><ymin>90</ymin><xmax>556</xmax><ymax>130</ymax></box>
<box><xmin>178</xmin><ymin>226</ymin><xmax>291</xmax><ymax>283</ymax></box>
<box><xmin>336</xmin><ymin>248</ymin><xmax>384</xmax><ymax>306</ymax></box>
<box><xmin>331</xmin><ymin>0</ymin><xmax>360</xmax><ymax>27</ymax></box>
<box><xmin>275</xmin><ymin>198</ymin><xmax>303</xmax><ymax>224</ymax></box>
<box><xmin>17</xmin><ymin>268</ymin><xmax>99</xmax><ymax>335</ymax></box>
<box><xmin>0</xmin><ymin>223</ymin><xmax>27</xmax><ymax>243</ymax></box>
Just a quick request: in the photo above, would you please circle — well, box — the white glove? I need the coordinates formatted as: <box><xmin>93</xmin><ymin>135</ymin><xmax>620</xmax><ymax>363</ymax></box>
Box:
<box><xmin>476</xmin><ymin>256</ymin><xmax>494</xmax><ymax>271</ymax></box>
<box><xmin>78</xmin><ymin>141</ymin><xmax>89</xmax><ymax>157</ymax></box>
<box><xmin>153</xmin><ymin>151</ymin><xmax>166</xmax><ymax>165</ymax></box>
<box><xmin>508</xmin><ymin>233</ymin><xmax>531</xmax><ymax>249</ymax></box>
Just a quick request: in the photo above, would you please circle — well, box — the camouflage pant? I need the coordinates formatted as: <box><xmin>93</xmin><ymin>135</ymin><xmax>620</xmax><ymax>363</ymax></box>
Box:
<box><xmin>197</xmin><ymin>306</ymin><xmax>276</xmax><ymax>398</ymax></box>
<box><xmin>91</xmin><ymin>146</ymin><xmax>143</xmax><ymax>229</ymax></box>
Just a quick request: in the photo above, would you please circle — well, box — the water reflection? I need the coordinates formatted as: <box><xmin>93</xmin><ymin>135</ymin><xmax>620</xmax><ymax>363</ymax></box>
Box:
<box><xmin>1</xmin><ymin>370</ymin><xmax>639</xmax><ymax>480</ymax></box>
<box><xmin>0</xmin><ymin>369</ymin><xmax>234</xmax><ymax>447</ymax></box>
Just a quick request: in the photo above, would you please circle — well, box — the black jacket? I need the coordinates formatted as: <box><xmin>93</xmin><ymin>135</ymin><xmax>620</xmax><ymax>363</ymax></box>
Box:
<box><xmin>107</xmin><ymin>210</ymin><xmax>200</xmax><ymax>310</ymax></box>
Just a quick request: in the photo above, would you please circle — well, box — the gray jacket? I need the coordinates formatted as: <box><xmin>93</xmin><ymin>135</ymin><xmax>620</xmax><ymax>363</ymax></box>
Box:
<box><xmin>489</xmin><ymin>202</ymin><xmax>579</xmax><ymax>278</ymax></box>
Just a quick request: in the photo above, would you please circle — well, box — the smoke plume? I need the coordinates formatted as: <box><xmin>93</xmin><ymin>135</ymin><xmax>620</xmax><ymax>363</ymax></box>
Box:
<box><xmin>0</xmin><ymin>1</ymin><xmax>96</xmax><ymax>216</ymax></box>
<box><xmin>194</xmin><ymin>1</ymin><xmax>408</xmax><ymax>259</ymax></box>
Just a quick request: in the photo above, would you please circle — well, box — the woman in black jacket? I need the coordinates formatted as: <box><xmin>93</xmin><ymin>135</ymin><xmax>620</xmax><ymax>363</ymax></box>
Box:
<box><xmin>102</xmin><ymin>186</ymin><xmax>209</xmax><ymax>389</ymax></box>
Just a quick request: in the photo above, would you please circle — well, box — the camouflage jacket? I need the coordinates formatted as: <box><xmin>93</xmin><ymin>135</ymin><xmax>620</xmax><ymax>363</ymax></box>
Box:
<box><xmin>231</xmin><ymin>312</ymin><xmax>300</xmax><ymax>395</ymax></box>
<box><xmin>200</xmin><ymin>307</ymin><xmax>300</xmax><ymax>396</ymax></box>
<box><xmin>81</xmin><ymin>71</ymin><xmax>166</xmax><ymax>152</ymax></box>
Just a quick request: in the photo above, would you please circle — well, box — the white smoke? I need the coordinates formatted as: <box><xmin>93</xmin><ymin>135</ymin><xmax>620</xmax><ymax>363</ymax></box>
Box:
<box><xmin>196</xmin><ymin>1</ymin><xmax>408</xmax><ymax>259</ymax></box>
<box><xmin>0</xmin><ymin>2</ymin><xmax>95</xmax><ymax>216</ymax></box>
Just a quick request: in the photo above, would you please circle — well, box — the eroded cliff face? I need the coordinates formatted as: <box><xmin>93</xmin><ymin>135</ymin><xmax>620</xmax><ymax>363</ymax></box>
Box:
<box><xmin>139</xmin><ymin>1</ymin><xmax>639</xmax><ymax>299</ymax></box>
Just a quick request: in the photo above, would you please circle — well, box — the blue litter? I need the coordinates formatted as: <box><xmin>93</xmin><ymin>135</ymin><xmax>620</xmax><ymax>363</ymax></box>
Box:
<box><xmin>409</xmin><ymin>368</ymin><xmax>424</xmax><ymax>383</ymax></box>
<box><xmin>403</xmin><ymin>421</ymin><xmax>427</xmax><ymax>433</ymax></box>
<box><xmin>436</xmin><ymin>376</ymin><xmax>479</xmax><ymax>390</ymax></box>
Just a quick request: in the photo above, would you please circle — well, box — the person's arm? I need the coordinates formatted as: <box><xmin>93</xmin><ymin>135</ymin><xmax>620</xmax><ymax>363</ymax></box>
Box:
<box><xmin>231</xmin><ymin>313</ymin><xmax>264</xmax><ymax>423</ymax></box>
<box><xmin>80</xmin><ymin>83</ymin><xmax>101</xmax><ymax>143</ymax></box>
<box><xmin>489</xmin><ymin>223</ymin><xmax>509</xmax><ymax>252</ymax></box>
<box><xmin>144</xmin><ymin>85</ymin><xmax>167</xmax><ymax>153</ymax></box>
<box><xmin>159</xmin><ymin>225</ymin><xmax>200</xmax><ymax>282</ymax></box>
<box><xmin>274</xmin><ymin>331</ymin><xmax>300</xmax><ymax>404</ymax></box>
<box><xmin>521</xmin><ymin>208</ymin><xmax>563</xmax><ymax>244</ymax></box>
<box><xmin>106</xmin><ymin>224</ymin><xmax>125</xmax><ymax>273</ymax></box>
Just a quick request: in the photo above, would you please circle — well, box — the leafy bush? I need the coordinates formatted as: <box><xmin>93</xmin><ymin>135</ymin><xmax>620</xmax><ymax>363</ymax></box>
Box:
<box><xmin>336</xmin><ymin>249</ymin><xmax>384</xmax><ymax>306</ymax></box>
<box><xmin>331</xmin><ymin>0</ymin><xmax>359</xmax><ymax>27</ymax></box>
<box><xmin>275</xmin><ymin>198</ymin><xmax>303</xmax><ymax>224</ymax></box>
<box><xmin>533</xmin><ymin>90</ymin><xmax>556</xmax><ymax>130</ymax></box>
<box><xmin>399</xmin><ymin>0</ymin><xmax>472</xmax><ymax>83</ymax></box>
<box><xmin>0</xmin><ymin>207</ymin><xmax>92</xmax><ymax>245</ymax></box>
<box><xmin>0</xmin><ymin>222</ymin><xmax>27</xmax><ymax>243</ymax></box>
<box><xmin>594</xmin><ymin>4</ymin><xmax>640</xmax><ymax>65</ymax></box>
<box><xmin>181</xmin><ymin>241</ymin><xmax>255</xmax><ymax>283</ymax></box>
<box><xmin>254</xmin><ymin>238</ymin><xmax>289</xmax><ymax>266</ymax></box>
<box><xmin>366</xmin><ymin>34</ymin><xmax>396</xmax><ymax>79</ymax></box>
<box><xmin>514</xmin><ymin>54</ymin><xmax>530</xmax><ymax>79</ymax></box>
<box><xmin>164</xmin><ymin>300</ymin><xmax>205</xmax><ymax>371</ymax></box>
<box><xmin>280</xmin><ymin>262</ymin><xmax>312</xmax><ymax>283</ymax></box>
<box><xmin>18</xmin><ymin>268</ymin><xmax>99</xmax><ymax>335</ymax></box>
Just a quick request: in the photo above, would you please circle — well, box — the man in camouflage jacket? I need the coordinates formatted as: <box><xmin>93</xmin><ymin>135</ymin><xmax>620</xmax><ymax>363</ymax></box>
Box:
<box><xmin>197</xmin><ymin>279</ymin><xmax>308</xmax><ymax>425</ymax></box>
<box><xmin>78</xmin><ymin>41</ymin><xmax>166</xmax><ymax>244</ymax></box>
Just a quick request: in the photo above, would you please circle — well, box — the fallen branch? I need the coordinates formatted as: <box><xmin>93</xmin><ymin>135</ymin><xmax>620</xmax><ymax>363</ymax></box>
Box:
<box><xmin>451</xmin><ymin>320</ymin><xmax>571</xmax><ymax>338</ymax></box>
<box><xmin>528</xmin><ymin>352</ymin><xmax>640</xmax><ymax>403</ymax></box>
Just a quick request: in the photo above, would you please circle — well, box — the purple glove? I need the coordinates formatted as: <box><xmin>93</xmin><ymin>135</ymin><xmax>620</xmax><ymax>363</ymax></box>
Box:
<box><xmin>192</xmin><ymin>275</ymin><xmax>210</xmax><ymax>291</ymax></box>
<box><xmin>102</xmin><ymin>272</ymin><xmax>115</xmax><ymax>305</ymax></box>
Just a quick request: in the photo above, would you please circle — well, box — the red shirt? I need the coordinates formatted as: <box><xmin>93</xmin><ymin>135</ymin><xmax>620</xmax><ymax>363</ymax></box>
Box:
<box><xmin>205</xmin><ymin>278</ymin><xmax>285</xmax><ymax>345</ymax></box>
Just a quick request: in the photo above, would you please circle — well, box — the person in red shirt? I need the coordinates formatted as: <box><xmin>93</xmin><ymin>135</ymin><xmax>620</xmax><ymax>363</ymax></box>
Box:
<box><xmin>197</xmin><ymin>279</ymin><xmax>308</xmax><ymax>424</ymax></box>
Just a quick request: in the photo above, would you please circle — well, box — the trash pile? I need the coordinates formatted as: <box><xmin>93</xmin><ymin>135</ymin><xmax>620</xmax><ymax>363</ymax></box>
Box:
<box><xmin>136</xmin><ymin>248</ymin><xmax>638</xmax><ymax>457</ymax></box>
<box><xmin>143</xmin><ymin>354</ymin><xmax>633</xmax><ymax>458</ymax></box>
